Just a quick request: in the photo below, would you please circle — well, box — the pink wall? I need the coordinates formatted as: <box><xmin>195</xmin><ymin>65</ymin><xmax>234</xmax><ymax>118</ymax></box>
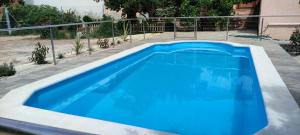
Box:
<box><xmin>259</xmin><ymin>0</ymin><xmax>300</xmax><ymax>40</ymax></box>
<box><xmin>233</xmin><ymin>0</ymin><xmax>260</xmax><ymax>15</ymax></box>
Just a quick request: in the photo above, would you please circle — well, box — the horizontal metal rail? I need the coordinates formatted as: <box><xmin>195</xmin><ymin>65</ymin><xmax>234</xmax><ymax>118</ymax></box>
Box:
<box><xmin>0</xmin><ymin>20</ymin><xmax>115</xmax><ymax>31</ymax></box>
<box><xmin>0</xmin><ymin>15</ymin><xmax>299</xmax><ymax>32</ymax></box>
<box><xmin>146</xmin><ymin>14</ymin><xmax>300</xmax><ymax>19</ymax></box>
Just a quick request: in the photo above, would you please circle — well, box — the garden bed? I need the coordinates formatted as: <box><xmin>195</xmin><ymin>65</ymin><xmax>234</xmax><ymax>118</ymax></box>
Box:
<box><xmin>280</xmin><ymin>44</ymin><xmax>300</xmax><ymax>56</ymax></box>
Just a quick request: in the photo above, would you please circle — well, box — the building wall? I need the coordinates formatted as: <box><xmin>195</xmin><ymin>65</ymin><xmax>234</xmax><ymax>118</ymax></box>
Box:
<box><xmin>260</xmin><ymin>0</ymin><xmax>300</xmax><ymax>40</ymax></box>
<box><xmin>233</xmin><ymin>0</ymin><xmax>260</xmax><ymax>15</ymax></box>
<box><xmin>24</xmin><ymin>0</ymin><xmax>104</xmax><ymax>18</ymax></box>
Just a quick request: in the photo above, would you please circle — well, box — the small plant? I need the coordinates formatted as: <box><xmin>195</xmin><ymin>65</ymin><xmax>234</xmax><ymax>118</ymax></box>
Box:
<box><xmin>97</xmin><ymin>38</ymin><xmax>110</xmax><ymax>48</ymax></box>
<box><xmin>29</xmin><ymin>42</ymin><xmax>49</xmax><ymax>64</ymax></box>
<box><xmin>121</xmin><ymin>21</ymin><xmax>129</xmax><ymax>41</ymax></box>
<box><xmin>290</xmin><ymin>28</ymin><xmax>300</xmax><ymax>46</ymax></box>
<box><xmin>117</xmin><ymin>40</ymin><xmax>121</xmax><ymax>44</ymax></box>
<box><xmin>57</xmin><ymin>53</ymin><xmax>64</xmax><ymax>59</ymax></box>
<box><xmin>0</xmin><ymin>63</ymin><xmax>16</xmax><ymax>77</ymax></box>
<box><xmin>73</xmin><ymin>34</ymin><xmax>84</xmax><ymax>55</ymax></box>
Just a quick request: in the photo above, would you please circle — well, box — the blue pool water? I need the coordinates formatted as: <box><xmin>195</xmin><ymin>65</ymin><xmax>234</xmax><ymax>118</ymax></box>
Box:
<box><xmin>25</xmin><ymin>42</ymin><xmax>268</xmax><ymax>135</ymax></box>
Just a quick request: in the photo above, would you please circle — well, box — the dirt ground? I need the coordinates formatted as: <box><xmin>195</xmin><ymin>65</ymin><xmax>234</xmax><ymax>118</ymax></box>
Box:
<box><xmin>2</xmin><ymin>30</ymin><xmax>300</xmax><ymax>71</ymax></box>
<box><xmin>0</xmin><ymin>33</ymin><xmax>160</xmax><ymax>67</ymax></box>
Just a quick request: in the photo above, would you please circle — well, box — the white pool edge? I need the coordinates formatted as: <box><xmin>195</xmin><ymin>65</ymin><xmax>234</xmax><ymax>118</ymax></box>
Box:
<box><xmin>0</xmin><ymin>40</ymin><xmax>299</xmax><ymax>135</ymax></box>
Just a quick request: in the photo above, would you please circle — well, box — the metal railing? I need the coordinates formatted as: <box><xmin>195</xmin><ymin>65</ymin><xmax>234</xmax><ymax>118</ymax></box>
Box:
<box><xmin>0</xmin><ymin>15</ymin><xmax>299</xmax><ymax>65</ymax></box>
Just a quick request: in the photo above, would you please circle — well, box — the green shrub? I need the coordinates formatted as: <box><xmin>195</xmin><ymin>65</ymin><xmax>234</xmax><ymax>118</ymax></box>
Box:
<box><xmin>290</xmin><ymin>28</ymin><xmax>300</xmax><ymax>46</ymax></box>
<box><xmin>83</xmin><ymin>15</ymin><xmax>93</xmax><ymax>22</ymax></box>
<box><xmin>7</xmin><ymin>5</ymin><xmax>79</xmax><ymax>38</ymax></box>
<box><xmin>9</xmin><ymin>5</ymin><xmax>80</xmax><ymax>26</ymax></box>
<box><xmin>40</xmin><ymin>28</ymin><xmax>77</xmax><ymax>39</ymax></box>
<box><xmin>9</xmin><ymin>5</ymin><xmax>64</xmax><ymax>26</ymax></box>
<box><xmin>92</xmin><ymin>23</ymin><xmax>113</xmax><ymax>38</ymax></box>
<box><xmin>74</xmin><ymin>35</ymin><xmax>84</xmax><ymax>55</ymax></box>
<box><xmin>40</xmin><ymin>28</ymin><xmax>53</xmax><ymax>39</ymax></box>
<box><xmin>0</xmin><ymin>63</ymin><xmax>16</xmax><ymax>77</ymax></box>
<box><xmin>63</xmin><ymin>9</ymin><xmax>80</xmax><ymax>23</ymax></box>
<box><xmin>57</xmin><ymin>53</ymin><xmax>64</xmax><ymax>59</ymax></box>
<box><xmin>97</xmin><ymin>38</ymin><xmax>109</xmax><ymax>48</ymax></box>
<box><xmin>117</xmin><ymin>40</ymin><xmax>121</xmax><ymax>44</ymax></box>
<box><xmin>91</xmin><ymin>15</ymin><xmax>120</xmax><ymax>38</ymax></box>
<box><xmin>29</xmin><ymin>42</ymin><xmax>49</xmax><ymax>64</ymax></box>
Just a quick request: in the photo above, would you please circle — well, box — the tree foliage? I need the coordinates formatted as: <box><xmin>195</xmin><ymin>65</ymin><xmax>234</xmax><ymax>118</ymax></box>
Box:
<box><xmin>83</xmin><ymin>15</ymin><xmax>93</xmax><ymax>22</ymax></box>
<box><xmin>0</xmin><ymin>0</ymin><xmax>10</xmax><ymax>6</ymax></box>
<box><xmin>0</xmin><ymin>0</ymin><xmax>24</xmax><ymax>7</ymax></box>
<box><xmin>92</xmin><ymin>15</ymin><xmax>115</xmax><ymax>38</ymax></box>
<box><xmin>290</xmin><ymin>28</ymin><xmax>300</xmax><ymax>46</ymax></box>
<box><xmin>5</xmin><ymin>4</ymin><xmax>80</xmax><ymax>38</ymax></box>
<box><xmin>103</xmin><ymin>0</ymin><xmax>257</xmax><ymax>18</ymax></box>
<box><xmin>9</xmin><ymin>5</ymin><xmax>80</xmax><ymax>26</ymax></box>
<box><xmin>104</xmin><ymin>0</ymin><xmax>161</xmax><ymax>18</ymax></box>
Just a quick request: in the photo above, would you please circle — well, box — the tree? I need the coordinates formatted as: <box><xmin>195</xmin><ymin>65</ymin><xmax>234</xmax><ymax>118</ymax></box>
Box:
<box><xmin>103</xmin><ymin>0</ymin><xmax>161</xmax><ymax>18</ymax></box>
<box><xmin>155</xmin><ymin>0</ymin><xmax>181</xmax><ymax>17</ymax></box>
<box><xmin>0</xmin><ymin>0</ymin><xmax>24</xmax><ymax>7</ymax></box>
<box><xmin>179</xmin><ymin>0</ymin><xmax>199</xmax><ymax>17</ymax></box>
<box><xmin>0</xmin><ymin>0</ymin><xmax>10</xmax><ymax>6</ymax></box>
<box><xmin>97</xmin><ymin>0</ymin><xmax>257</xmax><ymax>18</ymax></box>
<box><xmin>10</xmin><ymin>5</ymin><xmax>65</xmax><ymax>25</ymax></box>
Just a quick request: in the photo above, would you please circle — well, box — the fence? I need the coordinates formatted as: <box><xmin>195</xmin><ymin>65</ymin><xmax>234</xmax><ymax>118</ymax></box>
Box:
<box><xmin>0</xmin><ymin>15</ymin><xmax>300</xmax><ymax>66</ymax></box>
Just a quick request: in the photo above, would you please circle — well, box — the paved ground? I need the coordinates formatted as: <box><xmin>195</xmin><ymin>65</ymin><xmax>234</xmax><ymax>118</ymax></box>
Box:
<box><xmin>0</xmin><ymin>30</ymin><xmax>300</xmax><ymax>105</ymax></box>
<box><xmin>293</xmin><ymin>53</ymin><xmax>300</xmax><ymax>64</ymax></box>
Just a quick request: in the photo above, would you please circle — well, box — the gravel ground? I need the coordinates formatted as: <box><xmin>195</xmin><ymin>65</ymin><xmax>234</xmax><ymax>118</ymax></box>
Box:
<box><xmin>0</xmin><ymin>33</ymin><xmax>160</xmax><ymax>66</ymax></box>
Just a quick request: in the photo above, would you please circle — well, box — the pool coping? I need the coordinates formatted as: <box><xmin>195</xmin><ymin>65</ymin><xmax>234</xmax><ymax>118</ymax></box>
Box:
<box><xmin>0</xmin><ymin>40</ymin><xmax>299</xmax><ymax>134</ymax></box>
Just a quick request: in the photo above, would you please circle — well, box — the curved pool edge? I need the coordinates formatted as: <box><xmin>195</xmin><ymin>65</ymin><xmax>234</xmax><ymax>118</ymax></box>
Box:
<box><xmin>0</xmin><ymin>40</ymin><xmax>299</xmax><ymax>135</ymax></box>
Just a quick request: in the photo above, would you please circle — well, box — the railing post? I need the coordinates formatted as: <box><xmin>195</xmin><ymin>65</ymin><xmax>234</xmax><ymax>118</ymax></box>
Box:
<box><xmin>260</xmin><ymin>18</ymin><xmax>264</xmax><ymax>41</ymax></box>
<box><xmin>163</xmin><ymin>19</ymin><xmax>165</xmax><ymax>32</ymax></box>
<box><xmin>226</xmin><ymin>17</ymin><xmax>229</xmax><ymax>41</ymax></box>
<box><xmin>85</xmin><ymin>24</ymin><xmax>91</xmax><ymax>55</ymax></box>
<box><xmin>111</xmin><ymin>18</ymin><xmax>115</xmax><ymax>47</ymax></box>
<box><xmin>4</xmin><ymin>7</ymin><xmax>11</xmax><ymax>35</ymax></box>
<box><xmin>49</xmin><ymin>27</ymin><xmax>57</xmax><ymax>65</ymax></box>
<box><xmin>194</xmin><ymin>17</ymin><xmax>197</xmax><ymax>40</ymax></box>
<box><xmin>129</xmin><ymin>20</ymin><xmax>132</xmax><ymax>43</ymax></box>
<box><xmin>142</xmin><ymin>19</ymin><xmax>146</xmax><ymax>39</ymax></box>
<box><xmin>174</xmin><ymin>17</ymin><xmax>177</xmax><ymax>40</ymax></box>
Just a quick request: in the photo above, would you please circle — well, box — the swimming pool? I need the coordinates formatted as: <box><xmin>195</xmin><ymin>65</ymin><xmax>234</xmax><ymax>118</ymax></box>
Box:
<box><xmin>3</xmin><ymin>40</ymin><xmax>299</xmax><ymax>135</ymax></box>
<box><xmin>22</xmin><ymin>42</ymin><xmax>267</xmax><ymax>134</ymax></box>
